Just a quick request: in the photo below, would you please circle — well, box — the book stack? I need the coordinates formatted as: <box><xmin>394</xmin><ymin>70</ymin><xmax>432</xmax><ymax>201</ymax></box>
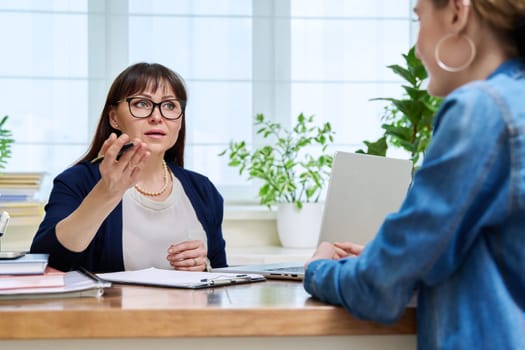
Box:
<box><xmin>0</xmin><ymin>172</ymin><xmax>45</xmax><ymax>226</ymax></box>
<box><xmin>0</xmin><ymin>253</ymin><xmax>49</xmax><ymax>275</ymax></box>
<box><xmin>0</xmin><ymin>172</ymin><xmax>45</xmax><ymax>201</ymax></box>
<box><xmin>0</xmin><ymin>172</ymin><xmax>46</xmax><ymax>252</ymax></box>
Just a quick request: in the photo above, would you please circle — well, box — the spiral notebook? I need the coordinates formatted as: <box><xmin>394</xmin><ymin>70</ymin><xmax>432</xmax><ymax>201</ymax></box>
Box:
<box><xmin>213</xmin><ymin>151</ymin><xmax>413</xmax><ymax>280</ymax></box>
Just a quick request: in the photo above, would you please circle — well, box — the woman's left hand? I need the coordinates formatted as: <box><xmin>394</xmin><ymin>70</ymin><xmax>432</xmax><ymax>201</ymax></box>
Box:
<box><xmin>304</xmin><ymin>240</ymin><xmax>364</xmax><ymax>269</ymax></box>
<box><xmin>304</xmin><ymin>241</ymin><xmax>336</xmax><ymax>269</ymax></box>
<box><xmin>167</xmin><ymin>240</ymin><xmax>208</xmax><ymax>271</ymax></box>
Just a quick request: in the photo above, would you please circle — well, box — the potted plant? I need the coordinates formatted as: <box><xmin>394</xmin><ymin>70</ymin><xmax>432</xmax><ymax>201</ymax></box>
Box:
<box><xmin>220</xmin><ymin>113</ymin><xmax>335</xmax><ymax>248</ymax></box>
<box><xmin>357</xmin><ymin>46</ymin><xmax>443</xmax><ymax>168</ymax></box>
<box><xmin>0</xmin><ymin>115</ymin><xmax>14</xmax><ymax>170</ymax></box>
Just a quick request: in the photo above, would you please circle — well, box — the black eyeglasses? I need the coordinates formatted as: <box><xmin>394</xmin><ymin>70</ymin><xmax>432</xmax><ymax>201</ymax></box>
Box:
<box><xmin>119</xmin><ymin>97</ymin><xmax>186</xmax><ymax>120</ymax></box>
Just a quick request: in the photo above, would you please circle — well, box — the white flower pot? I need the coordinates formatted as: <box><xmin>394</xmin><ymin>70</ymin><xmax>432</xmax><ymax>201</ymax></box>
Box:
<box><xmin>276</xmin><ymin>202</ymin><xmax>324</xmax><ymax>248</ymax></box>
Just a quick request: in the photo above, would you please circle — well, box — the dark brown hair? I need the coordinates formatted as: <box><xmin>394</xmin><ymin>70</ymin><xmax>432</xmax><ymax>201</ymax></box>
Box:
<box><xmin>78</xmin><ymin>62</ymin><xmax>188</xmax><ymax>167</ymax></box>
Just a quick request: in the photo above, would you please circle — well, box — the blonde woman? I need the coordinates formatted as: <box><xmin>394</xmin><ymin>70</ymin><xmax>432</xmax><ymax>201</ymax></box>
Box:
<box><xmin>304</xmin><ymin>1</ymin><xmax>525</xmax><ymax>348</ymax></box>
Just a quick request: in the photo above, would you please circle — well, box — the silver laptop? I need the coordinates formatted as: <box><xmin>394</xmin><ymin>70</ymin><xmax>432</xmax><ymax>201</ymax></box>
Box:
<box><xmin>213</xmin><ymin>151</ymin><xmax>413</xmax><ymax>280</ymax></box>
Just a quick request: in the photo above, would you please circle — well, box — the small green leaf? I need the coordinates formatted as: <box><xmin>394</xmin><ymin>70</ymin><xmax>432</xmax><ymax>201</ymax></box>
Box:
<box><xmin>0</xmin><ymin>116</ymin><xmax>14</xmax><ymax>170</ymax></box>
<box><xmin>362</xmin><ymin>45</ymin><xmax>442</xmax><ymax>167</ymax></box>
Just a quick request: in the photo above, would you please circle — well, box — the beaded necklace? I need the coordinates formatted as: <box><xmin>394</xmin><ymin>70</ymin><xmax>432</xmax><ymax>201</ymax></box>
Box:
<box><xmin>134</xmin><ymin>160</ymin><xmax>171</xmax><ymax>197</ymax></box>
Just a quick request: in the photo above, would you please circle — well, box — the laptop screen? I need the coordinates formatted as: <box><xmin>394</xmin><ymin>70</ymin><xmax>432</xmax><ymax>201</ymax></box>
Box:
<box><xmin>319</xmin><ymin>151</ymin><xmax>412</xmax><ymax>245</ymax></box>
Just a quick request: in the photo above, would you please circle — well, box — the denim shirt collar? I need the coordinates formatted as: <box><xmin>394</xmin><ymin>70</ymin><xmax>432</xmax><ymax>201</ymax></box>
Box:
<box><xmin>487</xmin><ymin>57</ymin><xmax>525</xmax><ymax>80</ymax></box>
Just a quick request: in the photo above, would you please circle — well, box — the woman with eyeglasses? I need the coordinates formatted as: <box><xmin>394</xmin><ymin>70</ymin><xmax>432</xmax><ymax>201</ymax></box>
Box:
<box><xmin>30</xmin><ymin>63</ymin><xmax>227</xmax><ymax>273</ymax></box>
<box><xmin>304</xmin><ymin>0</ymin><xmax>525</xmax><ymax>349</ymax></box>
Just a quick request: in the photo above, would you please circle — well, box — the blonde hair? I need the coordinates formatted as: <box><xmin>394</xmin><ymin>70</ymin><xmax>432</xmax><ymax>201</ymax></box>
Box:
<box><xmin>432</xmin><ymin>0</ymin><xmax>525</xmax><ymax>57</ymax></box>
<box><xmin>471</xmin><ymin>0</ymin><xmax>525</xmax><ymax>33</ymax></box>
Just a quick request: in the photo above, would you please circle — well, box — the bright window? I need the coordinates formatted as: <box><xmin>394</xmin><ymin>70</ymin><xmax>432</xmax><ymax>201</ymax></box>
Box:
<box><xmin>0</xmin><ymin>0</ymin><xmax>415</xmax><ymax>204</ymax></box>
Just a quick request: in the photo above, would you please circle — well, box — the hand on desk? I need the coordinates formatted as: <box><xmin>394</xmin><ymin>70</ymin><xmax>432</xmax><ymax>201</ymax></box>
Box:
<box><xmin>333</xmin><ymin>241</ymin><xmax>364</xmax><ymax>257</ymax></box>
<box><xmin>304</xmin><ymin>241</ymin><xmax>364</xmax><ymax>269</ymax></box>
<box><xmin>167</xmin><ymin>240</ymin><xmax>208</xmax><ymax>271</ymax></box>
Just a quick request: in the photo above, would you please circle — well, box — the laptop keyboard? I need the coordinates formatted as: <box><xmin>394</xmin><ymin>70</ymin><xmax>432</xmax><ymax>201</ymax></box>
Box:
<box><xmin>268</xmin><ymin>266</ymin><xmax>304</xmax><ymax>273</ymax></box>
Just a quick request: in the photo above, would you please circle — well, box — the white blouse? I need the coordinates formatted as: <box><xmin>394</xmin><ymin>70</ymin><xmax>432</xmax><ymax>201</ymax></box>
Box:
<box><xmin>122</xmin><ymin>176</ymin><xmax>207</xmax><ymax>271</ymax></box>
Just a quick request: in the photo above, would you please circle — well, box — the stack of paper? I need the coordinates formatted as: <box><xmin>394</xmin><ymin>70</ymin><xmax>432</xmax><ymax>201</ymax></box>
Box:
<box><xmin>0</xmin><ymin>172</ymin><xmax>45</xmax><ymax>202</ymax></box>
<box><xmin>0</xmin><ymin>201</ymin><xmax>44</xmax><ymax>217</ymax></box>
<box><xmin>0</xmin><ymin>267</ymin><xmax>64</xmax><ymax>290</ymax></box>
<box><xmin>0</xmin><ymin>268</ymin><xmax>111</xmax><ymax>300</ymax></box>
<box><xmin>0</xmin><ymin>172</ymin><xmax>46</xmax><ymax>232</ymax></box>
<box><xmin>97</xmin><ymin>267</ymin><xmax>265</xmax><ymax>289</ymax></box>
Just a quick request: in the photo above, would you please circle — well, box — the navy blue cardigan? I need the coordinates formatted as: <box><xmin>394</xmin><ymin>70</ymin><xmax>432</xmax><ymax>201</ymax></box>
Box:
<box><xmin>30</xmin><ymin>161</ymin><xmax>227</xmax><ymax>272</ymax></box>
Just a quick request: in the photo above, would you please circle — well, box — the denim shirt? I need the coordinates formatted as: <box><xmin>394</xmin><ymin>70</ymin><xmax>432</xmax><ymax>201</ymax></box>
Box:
<box><xmin>303</xmin><ymin>59</ymin><xmax>525</xmax><ymax>350</ymax></box>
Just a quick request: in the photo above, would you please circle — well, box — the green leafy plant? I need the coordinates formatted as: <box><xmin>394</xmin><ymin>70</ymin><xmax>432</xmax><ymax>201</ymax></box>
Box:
<box><xmin>357</xmin><ymin>46</ymin><xmax>442</xmax><ymax>167</ymax></box>
<box><xmin>220</xmin><ymin>113</ymin><xmax>335</xmax><ymax>209</ymax></box>
<box><xmin>0</xmin><ymin>115</ymin><xmax>14</xmax><ymax>169</ymax></box>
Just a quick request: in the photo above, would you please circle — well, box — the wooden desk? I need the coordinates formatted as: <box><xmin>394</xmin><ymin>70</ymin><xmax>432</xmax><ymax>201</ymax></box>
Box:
<box><xmin>0</xmin><ymin>280</ymin><xmax>416</xmax><ymax>350</ymax></box>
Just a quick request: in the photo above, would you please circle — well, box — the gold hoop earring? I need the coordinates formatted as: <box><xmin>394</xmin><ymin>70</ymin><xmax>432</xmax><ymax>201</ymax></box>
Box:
<box><xmin>434</xmin><ymin>33</ymin><xmax>476</xmax><ymax>72</ymax></box>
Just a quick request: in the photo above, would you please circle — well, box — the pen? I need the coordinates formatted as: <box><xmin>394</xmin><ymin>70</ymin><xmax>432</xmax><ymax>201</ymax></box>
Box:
<box><xmin>91</xmin><ymin>142</ymin><xmax>134</xmax><ymax>164</ymax></box>
<box><xmin>79</xmin><ymin>266</ymin><xmax>110</xmax><ymax>285</ymax></box>
<box><xmin>200</xmin><ymin>274</ymin><xmax>252</xmax><ymax>286</ymax></box>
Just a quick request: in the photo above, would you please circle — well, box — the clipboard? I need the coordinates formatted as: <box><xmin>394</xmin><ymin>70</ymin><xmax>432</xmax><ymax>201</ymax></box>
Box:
<box><xmin>97</xmin><ymin>267</ymin><xmax>266</xmax><ymax>289</ymax></box>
